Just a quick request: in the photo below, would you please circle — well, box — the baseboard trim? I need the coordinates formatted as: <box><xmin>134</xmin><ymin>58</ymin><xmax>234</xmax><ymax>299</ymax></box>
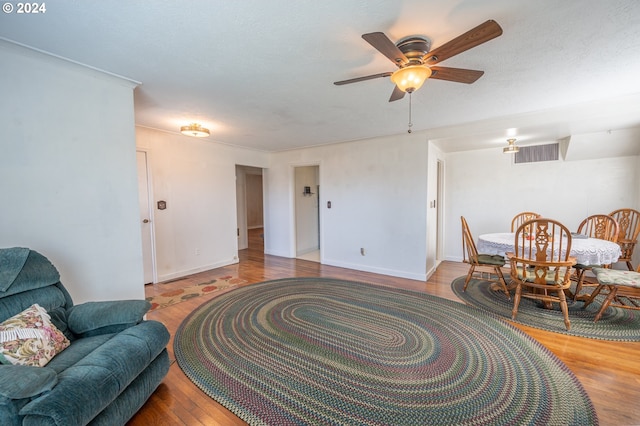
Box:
<box><xmin>322</xmin><ymin>258</ymin><xmax>427</xmax><ymax>281</ymax></box>
<box><xmin>264</xmin><ymin>249</ymin><xmax>292</xmax><ymax>257</ymax></box>
<box><xmin>157</xmin><ymin>258</ymin><xmax>239</xmax><ymax>283</ymax></box>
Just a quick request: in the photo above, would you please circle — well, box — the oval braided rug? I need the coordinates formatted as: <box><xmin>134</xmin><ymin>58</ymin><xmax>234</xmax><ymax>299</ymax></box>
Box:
<box><xmin>175</xmin><ymin>278</ymin><xmax>597</xmax><ymax>425</ymax></box>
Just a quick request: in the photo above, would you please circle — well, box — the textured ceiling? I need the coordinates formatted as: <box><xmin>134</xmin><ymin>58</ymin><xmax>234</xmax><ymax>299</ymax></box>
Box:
<box><xmin>1</xmin><ymin>0</ymin><xmax>640</xmax><ymax>153</ymax></box>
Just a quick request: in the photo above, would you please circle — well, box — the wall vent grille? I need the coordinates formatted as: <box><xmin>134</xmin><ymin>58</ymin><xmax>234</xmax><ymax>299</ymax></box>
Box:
<box><xmin>514</xmin><ymin>143</ymin><xmax>559</xmax><ymax>164</ymax></box>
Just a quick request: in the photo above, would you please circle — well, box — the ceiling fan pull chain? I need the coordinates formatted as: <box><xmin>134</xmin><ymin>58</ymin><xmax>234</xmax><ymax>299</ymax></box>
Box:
<box><xmin>407</xmin><ymin>92</ymin><xmax>413</xmax><ymax>133</ymax></box>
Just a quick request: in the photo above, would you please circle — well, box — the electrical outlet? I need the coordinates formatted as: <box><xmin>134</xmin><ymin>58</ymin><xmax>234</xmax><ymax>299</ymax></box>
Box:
<box><xmin>360</xmin><ymin>248</ymin><xmax>365</xmax><ymax>256</ymax></box>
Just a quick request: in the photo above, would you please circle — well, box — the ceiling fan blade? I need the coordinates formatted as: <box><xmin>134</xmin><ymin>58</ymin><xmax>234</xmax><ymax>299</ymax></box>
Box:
<box><xmin>430</xmin><ymin>67</ymin><xmax>484</xmax><ymax>84</ymax></box>
<box><xmin>388</xmin><ymin>85</ymin><xmax>406</xmax><ymax>102</ymax></box>
<box><xmin>423</xmin><ymin>20</ymin><xmax>503</xmax><ymax>65</ymax></box>
<box><xmin>362</xmin><ymin>32</ymin><xmax>409</xmax><ymax>66</ymax></box>
<box><xmin>333</xmin><ymin>71</ymin><xmax>392</xmax><ymax>86</ymax></box>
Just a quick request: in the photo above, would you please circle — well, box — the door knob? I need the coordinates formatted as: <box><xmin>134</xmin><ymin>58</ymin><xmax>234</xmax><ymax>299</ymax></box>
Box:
<box><xmin>143</xmin><ymin>219</ymin><xmax>149</xmax><ymax>223</ymax></box>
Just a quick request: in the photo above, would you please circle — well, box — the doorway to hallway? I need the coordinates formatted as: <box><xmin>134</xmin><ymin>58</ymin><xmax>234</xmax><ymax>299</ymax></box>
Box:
<box><xmin>235</xmin><ymin>165</ymin><xmax>264</xmax><ymax>254</ymax></box>
<box><xmin>294</xmin><ymin>165</ymin><xmax>320</xmax><ymax>262</ymax></box>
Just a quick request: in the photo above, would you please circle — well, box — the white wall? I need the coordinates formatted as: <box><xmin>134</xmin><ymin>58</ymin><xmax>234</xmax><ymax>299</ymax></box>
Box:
<box><xmin>634</xmin><ymin>154</ymin><xmax>640</xmax><ymax>268</ymax></box>
<box><xmin>266</xmin><ymin>133</ymin><xmax>429</xmax><ymax>280</ymax></box>
<box><xmin>637</xmin><ymin>156</ymin><xmax>640</xmax><ymax>213</ymax></box>
<box><xmin>135</xmin><ymin>127</ymin><xmax>268</xmax><ymax>282</ymax></box>
<box><xmin>0</xmin><ymin>40</ymin><xmax>142</xmax><ymax>303</ymax></box>
<box><xmin>443</xmin><ymin>148</ymin><xmax>640</xmax><ymax>267</ymax></box>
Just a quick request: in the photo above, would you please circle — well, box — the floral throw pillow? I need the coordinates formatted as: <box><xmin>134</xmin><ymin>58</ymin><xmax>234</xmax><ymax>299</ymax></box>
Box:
<box><xmin>0</xmin><ymin>304</ymin><xmax>70</xmax><ymax>367</ymax></box>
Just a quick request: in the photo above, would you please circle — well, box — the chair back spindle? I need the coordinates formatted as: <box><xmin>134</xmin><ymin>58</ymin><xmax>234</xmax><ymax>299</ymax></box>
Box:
<box><xmin>511</xmin><ymin>211</ymin><xmax>541</xmax><ymax>233</ymax></box>
<box><xmin>577</xmin><ymin>214</ymin><xmax>619</xmax><ymax>243</ymax></box>
<box><xmin>460</xmin><ymin>216</ymin><xmax>510</xmax><ymax>299</ymax></box>
<box><xmin>461</xmin><ymin>216</ymin><xmax>479</xmax><ymax>264</ymax></box>
<box><xmin>572</xmin><ymin>214</ymin><xmax>620</xmax><ymax>301</ymax></box>
<box><xmin>510</xmin><ymin>218</ymin><xmax>575</xmax><ymax>330</ymax></box>
<box><xmin>609</xmin><ymin>208</ymin><xmax>640</xmax><ymax>270</ymax></box>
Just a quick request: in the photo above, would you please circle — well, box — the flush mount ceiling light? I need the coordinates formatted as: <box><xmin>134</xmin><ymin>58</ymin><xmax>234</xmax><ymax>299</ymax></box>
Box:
<box><xmin>180</xmin><ymin>123</ymin><xmax>210</xmax><ymax>138</ymax></box>
<box><xmin>503</xmin><ymin>138</ymin><xmax>520</xmax><ymax>154</ymax></box>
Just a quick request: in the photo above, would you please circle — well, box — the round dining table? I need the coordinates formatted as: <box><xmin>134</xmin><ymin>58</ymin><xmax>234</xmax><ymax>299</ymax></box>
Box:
<box><xmin>477</xmin><ymin>232</ymin><xmax>622</xmax><ymax>266</ymax></box>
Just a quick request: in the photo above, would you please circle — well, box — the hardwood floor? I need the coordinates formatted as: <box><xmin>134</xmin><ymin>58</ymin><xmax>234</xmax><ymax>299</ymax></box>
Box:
<box><xmin>129</xmin><ymin>229</ymin><xmax>640</xmax><ymax>425</ymax></box>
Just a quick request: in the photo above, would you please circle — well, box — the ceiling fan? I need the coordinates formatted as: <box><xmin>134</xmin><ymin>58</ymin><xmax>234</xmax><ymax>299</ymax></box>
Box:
<box><xmin>334</xmin><ymin>20</ymin><xmax>503</xmax><ymax>102</ymax></box>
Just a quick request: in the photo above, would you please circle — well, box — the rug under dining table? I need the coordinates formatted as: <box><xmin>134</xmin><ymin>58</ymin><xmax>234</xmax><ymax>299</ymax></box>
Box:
<box><xmin>452</xmin><ymin>275</ymin><xmax>640</xmax><ymax>341</ymax></box>
<box><xmin>174</xmin><ymin>277</ymin><xmax>597</xmax><ymax>425</ymax></box>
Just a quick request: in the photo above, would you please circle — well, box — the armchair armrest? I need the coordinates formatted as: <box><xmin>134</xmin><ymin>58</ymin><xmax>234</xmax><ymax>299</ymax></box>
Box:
<box><xmin>0</xmin><ymin>365</ymin><xmax>57</xmax><ymax>399</ymax></box>
<box><xmin>506</xmin><ymin>252</ymin><xmax>515</xmax><ymax>268</ymax></box>
<box><xmin>67</xmin><ymin>300</ymin><xmax>151</xmax><ymax>337</ymax></box>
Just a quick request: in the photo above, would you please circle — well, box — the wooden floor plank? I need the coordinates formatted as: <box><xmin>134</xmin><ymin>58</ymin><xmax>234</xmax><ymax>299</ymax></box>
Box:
<box><xmin>128</xmin><ymin>228</ymin><xmax>639</xmax><ymax>426</ymax></box>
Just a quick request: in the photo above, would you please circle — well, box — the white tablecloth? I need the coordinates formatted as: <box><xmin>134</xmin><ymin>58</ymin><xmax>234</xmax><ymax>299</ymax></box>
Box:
<box><xmin>477</xmin><ymin>232</ymin><xmax>622</xmax><ymax>266</ymax></box>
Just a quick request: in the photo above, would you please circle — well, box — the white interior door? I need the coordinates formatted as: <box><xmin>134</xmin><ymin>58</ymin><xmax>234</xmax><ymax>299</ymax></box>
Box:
<box><xmin>137</xmin><ymin>151</ymin><xmax>155</xmax><ymax>284</ymax></box>
<box><xmin>436</xmin><ymin>159</ymin><xmax>444</xmax><ymax>262</ymax></box>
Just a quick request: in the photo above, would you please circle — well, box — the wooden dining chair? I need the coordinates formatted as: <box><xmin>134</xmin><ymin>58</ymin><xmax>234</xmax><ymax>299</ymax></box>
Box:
<box><xmin>572</xmin><ymin>214</ymin><xmax>619</xmax><ymax>302</ymax></box>
<box><xmin>509</xmin><ymin>218</ymin><xmax>576</xmax><ymax>330</ymax></box>
<box><xmin>511</xmin><ymin>211</ymin><xmax>541</xmax><ymax>232</ymax></box>
<box><xmin>583</xmin><ymin>264</ymin><xmax>640</xmax><ymax>322</ymax></box>
<box><xmin>461</xmin><ymin>216</ymin><xmax>510</xmax><ymax>299</ymax></box>
<box><xmin>609</xmin><ymin>208</ymin><xmax>640</xmax><ymax>270</ymax></box>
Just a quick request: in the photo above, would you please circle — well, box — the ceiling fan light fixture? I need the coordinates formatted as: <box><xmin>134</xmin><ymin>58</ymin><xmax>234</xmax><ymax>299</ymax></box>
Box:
<box><xmin>390</xmin><ymin>65</ymin><xmax>432</xmax><ymax>93</ymax></box>
<box><xmin>503</xmin><ymin>138</ymin><xmax>520</xmax><ymax>154</ymax></box>
<box><xmin>180</xmin><ymin>123</ymin><xmax>210</xmax><ymax>138</ymax></box>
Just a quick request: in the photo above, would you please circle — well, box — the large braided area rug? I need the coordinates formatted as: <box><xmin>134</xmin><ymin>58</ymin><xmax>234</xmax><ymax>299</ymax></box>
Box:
<box><xmin>452</xmin><ymin>276</ymin><xmax>640</xmax><ymax>341</ymax></box>
<box><xmin>174</xmin><ymin>278</ymin><xmax>597</xmax><ymax>425</ymax></box>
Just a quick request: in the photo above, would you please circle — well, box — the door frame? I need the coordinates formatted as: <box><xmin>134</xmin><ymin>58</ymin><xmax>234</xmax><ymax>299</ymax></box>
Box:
<box><xmin>291</xmin><ymin>162</ymin><xmax>322</xmax><ymax>261</ymax></box>
<box><xmin>235</xmin><ymin>165</ymin><xmax>265</xmax><ymax>252</ymax></box>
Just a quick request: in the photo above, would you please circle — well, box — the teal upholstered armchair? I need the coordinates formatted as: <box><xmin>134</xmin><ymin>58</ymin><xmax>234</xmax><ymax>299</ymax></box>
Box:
<box><xmin>0</xmin><ymin>248</ymin><xmax>170</xmax><ymax>425</ymax></box>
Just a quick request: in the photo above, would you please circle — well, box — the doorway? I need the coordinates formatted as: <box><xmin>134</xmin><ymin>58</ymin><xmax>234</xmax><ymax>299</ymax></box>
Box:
<box><xmin>294</xmin><ymin>165</ymin><xmax>320</xmax><ymax>262</ymax></box>
<box><xmin>136</xmin><ymin>150</ymin><xmax>156</xmax><ymax>284</ymax></box>
<box><xmin>235</xmin><ymin>165</ymin><xmax>264</xmax><ymax>253</ymax></box>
